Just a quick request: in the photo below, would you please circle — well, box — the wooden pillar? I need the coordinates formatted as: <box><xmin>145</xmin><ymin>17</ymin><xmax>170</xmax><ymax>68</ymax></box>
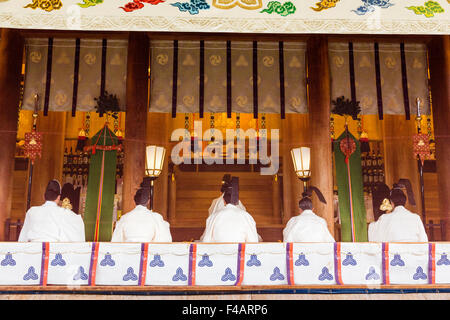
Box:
<box><xmin>168</xmin><ymin>168</ymin><xmax>177</xmax><ymax>223</ymax></box>
<box><xmin>146</xmin><ymin>113</ymin><xmax>170</xmax><ymax>218</ymax></box>
<box><xmin>272</xmin><ymin>174</ymin><xmax>281</xmax><ymax>223</ymax></box>
<box><xmin>281</xmin><ymin>114</ymin><xmax>309</xmax><ymax>224</ymax></box>
<box><xmin>122</xmin><ymin>32</ymin><xmax>149</xmax><ymax>213</ymax></box>
<box><xmin>0</xmin><ymin>29</ymin><xmax>24</xmax><ymax>240</ymax></box>
<box><xmin>30</xmin><ymin>112</ymin><xmax>66</xmax><ymax>206</ymax></box>
<box><xmin>382</xmin><ymin>115</ymin><xmax>421</xmax><ymax>216</ymax></box>
<box><xmin>428</xmin><ymin>35</ymin><xmax>450</xmax><ymax>240</ymax></box>
<box><xmin>307</xmin><ymin>36</ymin><xmax>334</xmax><ymax>236</ymax></box>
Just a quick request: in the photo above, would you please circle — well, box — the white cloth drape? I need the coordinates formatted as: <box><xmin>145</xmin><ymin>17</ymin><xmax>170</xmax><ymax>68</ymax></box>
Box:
<box><xmin>22</xmin><ymin>38</ymin><xmax>128</xmax><ymax>112</ymax></box>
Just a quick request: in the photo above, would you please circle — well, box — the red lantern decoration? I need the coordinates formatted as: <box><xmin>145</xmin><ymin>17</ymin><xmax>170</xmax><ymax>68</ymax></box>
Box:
<box><xmin>412</xmin><ymin>133</ymin><xmax>431</xmax><ymax>166</ymax></box>
<box><xmin>24</xmin><ymin>131</ymin><xmax>43</xmax><ymax>165</ymax></box>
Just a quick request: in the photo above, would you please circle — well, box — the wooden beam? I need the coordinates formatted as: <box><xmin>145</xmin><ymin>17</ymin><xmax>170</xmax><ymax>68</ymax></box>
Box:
<box><xmin>122</xmin><ymin>32</ymin><xmax>149</xmax><ymax>213</ymax></box>
<box><xmin>382</xmin><ymin>115</ymin><xmax>422</xmax><ymax>217</ymax></box>
<box><xmin>428</xmin><ymin>35</ymin><xmax>450</xmax><ymax>240</ymax></box>
<box><xmin>306</xmin><ymin>36</ymin><xmax>334</xmax><ymax>236</ymax></box>
<box><xmin>30</xmin><ymin>112</ymin><xmax>66</xmax><ymax>207</ymax></box>
<box><xmin>0</xmin><ymin>29</ymin><xmax>24</xmax><ymax>240</ymax></box>
<box><xmin>281</xmin><ymin>114</ymin><xmax>309</xmax><ymax>225</ymax></box>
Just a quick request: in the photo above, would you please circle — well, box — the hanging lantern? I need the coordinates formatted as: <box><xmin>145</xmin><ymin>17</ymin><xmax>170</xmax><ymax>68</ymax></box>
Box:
<box><xmin>145</xmin><ymin>145</ymin><xmax>166</xmax><ymax>178</ymax></box>
<box><xmin>291</xmin><ymin>147</ymin><xmax>311</xmax><ymax>180</ymax></box>
<box><xmin>76</xmin><ymin>127</ymin><xmax>87</xmax><ymax>152</ymax></box>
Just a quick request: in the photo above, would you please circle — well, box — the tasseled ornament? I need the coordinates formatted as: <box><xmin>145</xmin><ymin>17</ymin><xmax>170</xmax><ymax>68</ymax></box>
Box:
<box><xmin>359</xmin><ymin>131</ymin><xmax>370</xmax><ymax>153</ymax></box>
<box><xmin>76</xmin><ymin>128</ymin><xmax>87</xmax><ymax>152</ymax></box>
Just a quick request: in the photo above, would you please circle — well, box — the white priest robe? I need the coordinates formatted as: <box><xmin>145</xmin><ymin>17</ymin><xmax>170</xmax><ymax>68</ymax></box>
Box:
<box><xmin>368</xmin><ymin>205</ymin><xmax>428</xmax><ymax>242</ymax></box>
<box><xmin>283</xmin><ymin>210</ymin><xmax>335</xmax><ymax>243</ymax></box>
<box><xmin>201</xmin><ymin>203</ymin><xmax>259</xmax><ymax>243</ymax></box>
<box><xmin>111</xmin><ymin>205</ymin><xmax>172</xmax><ymax>242</ymax></box>
<box><xmin>208</xmin><ymin>193</ymin><xmax>246</xmax><ymax>217</ymax></box>
<box><xmin>19</xmin><ymin>201</ymin><xmax>85</xmax><ymax>242</ymax></box>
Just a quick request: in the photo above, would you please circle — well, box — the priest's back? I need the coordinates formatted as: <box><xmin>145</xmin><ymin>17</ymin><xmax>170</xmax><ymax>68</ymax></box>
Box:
<box><xmin>19</xmin><ymin>201</ymin><xmax>84</xmax><ymax>242</ymax></box>
<box><xmin>283</xmin><ymin>210</ymin><xmax>335</xmax><ymax>243</ymax></box>
<box><xmin>202</xmin><ymin>204</ymin><xmax>259</xmax><ymax>243</ymax></box>
<box><xmin>111</xmin><ymin>205</ymin><xmax>172</xmax><ymax>243</ymax></box>
<box><xmin>368</xmin><ymin>205</ymin><xmax>428</xmax><ymax>242</ymax></box>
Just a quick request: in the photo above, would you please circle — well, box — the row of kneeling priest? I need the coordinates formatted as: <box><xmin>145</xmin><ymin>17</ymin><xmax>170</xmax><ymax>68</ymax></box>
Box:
<box><xmin>19</xmin><ymin>177</ymin><xmax>428</xmax><ymax>244</ymax></box>
<box><xmin>0</xmin><ymin>242</ymin><xmax>449</xmax><ymax>286</ymax></box>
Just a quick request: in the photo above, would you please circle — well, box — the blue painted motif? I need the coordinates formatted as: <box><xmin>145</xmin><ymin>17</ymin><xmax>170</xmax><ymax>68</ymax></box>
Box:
<box><xmin>342</xmin><ymin>253</ymin><xmax>357</xmax><ymax>266</ymax></box>
<box><xmin>171</xmin><ymin>0</ymin><xmax>210</xmax><ymax>15</ymax></box>
<box><xmin>365</xmin><ymin>266</ymin><xmax>380</xmax><ymax>280</ymax></box>
<box><xmin>198</xmin><ymin>254</ymin><xmax>213</xmax><ymax>267</ymax></box>
<box><xmin>221</xmin><ymin>267</ymin><xmax>237</xmax><ymax>282</ymax></box>
<box><xmin>1</xmin><ymin>252</ymin><xmax>16</xmax><ymax>266</ymax></box>
<box><xmin>437</xmin><ymin>254</ymin><xmax>450</xmax><ymax>266</ymax></box>
<box><xmin>149</xmin><ymin>255</ymin><xmax>165</xmax><ymax>268</ymax></box>
<box><xmin>294</xmin><ymin>253</ymin><xmax>310</xmax><ymax>266</ymax></box>
<box><xmin>352</xmin><ymin>0</ymin><xmax>394</xmax><ymax>15</ymax></box>
<box><xmin>50</xmin><ymin>253</ymin><xmax>66</xmax><ymax>267</ymax></box>
<box><xmin>413</xmin><ymin>266</ymin><xmax>427</xmax><ymax>280</ymax></box>
<box><xmin>246</xmin><ymin>254</ymin><xmax>261</xmax><ymax>267</ymax></box>
<box><xmin>318</xmin><ymin>267</ymin><xmax>333</xmax><ymax>281</ymax></box>
<box><xmin>270</xmin><ymin>267</ymin><xmax>285</xmax><ymax>281</ymax></box>
<box><xmin>100</xmin><ymin>252</ymin><xmax>115</xmax><ymax>267</ymax></box>
<box><xmin>73</xmin><ymin>266</ymin><xmax>88</xmax><ymax>281</ymax></box>
<box><xmin>122</xmin><ymin>267</ymin><xmax>138</xmax><ymax>282</ymax></box>
<box><xmin>390</xmin><ymin>254</ymin><xmax>405</xmax><ymax>267</ymax></box>
<box><xmin>23</xmin><ymin>266</ymin><xmax>38</xmax><ymax>281</ymax></box>
<box><xmin>172</xmin><ymin>267</ymin><xmax>187</xmax><ymax>282</ymax></box>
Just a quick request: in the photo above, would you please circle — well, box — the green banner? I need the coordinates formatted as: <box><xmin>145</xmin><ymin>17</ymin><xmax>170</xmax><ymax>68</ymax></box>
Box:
<box><xmin>334</xmin><ymin>131</ymin><xmax>368</xmax><ymax>242</ymax></box>
<box><xmin>84</xmin><ymin>126</ymin><xmax>118</xmax><ymax>242</ymax></box>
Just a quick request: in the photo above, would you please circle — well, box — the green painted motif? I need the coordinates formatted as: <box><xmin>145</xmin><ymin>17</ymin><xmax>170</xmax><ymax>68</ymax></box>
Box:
<box><xmin>261</xmin><ymin>1</ymin><xmax>296</xmax><ymax>16</ymax></box>
<box><xmin>406</xmin><ymin>1</ymin><xmax>444</xmax><ymax>17</ymax></box>
<box><xmin>77</xmin><ymin>0</ymin><xmax>103</xmax><ymax>8</ymax></box>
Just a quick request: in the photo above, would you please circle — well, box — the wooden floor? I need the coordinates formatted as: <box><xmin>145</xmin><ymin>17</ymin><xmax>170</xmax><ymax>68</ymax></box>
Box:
<box><xmin>0</xmin><ymin>285</ymin><xmax>449</xmax><ymax>300</ymax></box>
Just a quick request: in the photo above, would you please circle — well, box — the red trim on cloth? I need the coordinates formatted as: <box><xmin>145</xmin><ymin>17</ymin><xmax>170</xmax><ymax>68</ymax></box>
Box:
<box><xmin>139</xmin><ymin>243</ymin><xmax>149</xmax><ymax>286</ymax></box>
<box><xmin>88</xmin><ymin>242</ymin><xmax>100</xmax><ymax>286</ymax></box>
<box><xmin>40</xmin><ymin>242</ymin><xmax>50</xmax><ymax>286</ymax></box>
<box><xmin>235</xmin><ymin>243</ymin><xmax>246</xmax><ymax>286</ymax></box>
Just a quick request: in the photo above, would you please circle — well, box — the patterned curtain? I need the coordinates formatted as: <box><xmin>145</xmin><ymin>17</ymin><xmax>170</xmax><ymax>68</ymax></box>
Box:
<box><xmin>22</xmin><ymin>38</ymin><xmax>128</xmax><ymax>113</ymax></box>
<box><xmin>149</xmin><ymin>40</ymin><xmax>307</xmax><ymax>116</ymax></box>
<box><xmin>328</xmin><ymin>42</ymin><xmax>430</xmax><ymax>117</ymax></box>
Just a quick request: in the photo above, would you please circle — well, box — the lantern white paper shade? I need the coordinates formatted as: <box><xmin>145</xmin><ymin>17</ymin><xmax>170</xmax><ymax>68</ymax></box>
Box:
<box><xmin>145</xmin><ymin>145</ymin><xmax>166</xmax><ymax>178</ymax></box>
<box><xmin>291</xmin><ymin>147</ymin><xmax>311</xmax><ymax>179</ymax></box>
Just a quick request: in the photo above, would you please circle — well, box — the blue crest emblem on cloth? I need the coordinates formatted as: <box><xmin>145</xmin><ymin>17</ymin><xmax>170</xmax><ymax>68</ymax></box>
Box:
<box><xmin>390</xmin><ymin>254</ymin><xmax>405</xmax><ymax>267</ymax></box>
<box><xmin>221</xmin><ymin>267</ymin><xmax>237</xmax><ymax>282</ymax></box>
<box><xmin>318</xmin><ymin>267</ymin><xmax>333</xmax><ymax>281</ymax></box>
<box><xmin>122</xmin><ymin>267</ymin><xmax>138</xmax><ymax>282</ymax></box>
<box><xmin>51</xmin><ymin>253</ymin><xmax>66</xmax><ymax>267</ymax></box>
<box><xmin>198</xmin><ymin>254</ymin><xmax>213</xmax><ymax>267</ymax></box>
<box><xmin>365</xmin><ymin>266</ymin><xmax>380</xmax><ymax>281</ymax></box>
<box><xmin>352</xmin><ymin>0</ymin><xmax>394</xmax><ymax>15</ymax></box>
<box><xmin>100</xmin><ymin>252</ymin><xmax>115</xmax><ymax>267</ymax></box>
<box><xmin>342</xmin><ymin>253</ymin><xmax>357</xmax><ymax>266</ymax></box>
<box><xmin>172</xmin><ymin>267</ymin><xmax>187</xmax><ymax>282</ymax></box>
<box><xmin>246</xmin><ymin>254</ymin><xmax>261</xmax><ymax>267</ymax></box>
<box><xmin>73</xmin><ymin>266</ymin><xmax>88</xmax><ymax>281</ymax></box>
<box><xmin>171</xmin><ymin>0</ymin><xmax>210</xmax><ymax>15</ymax></box>
<box><xmin>1</xmin><ymin>252</ymin><xmax>16</xmax><ymax>266</ymax></box>
<box><xmin>294</xmin><ymin>253</ymin><xmax>309</xmax><ymax>267</ymax></box>
<box><xmin>437</xmin><ymin>254</ymin><xmax>450</xmax><ymax>266</ymax></box>
<box><xmin>23</xmin><ymin>266</ymin><xmax>38</xmax><ymax>281</ymax></box>
<box><xmin>149</xmin><ymin>255</ymin><xmax>165</xmax><ymax>268</ymax></box>
<box><xmin>413</xmin><ymin>266</ymin><xmax>427</xmax><ymax>280</ymax></box>
<box><xmin>269</xmin><ymin>267</ymin><xmax>285</xmax><ymax>281</ymax></box>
